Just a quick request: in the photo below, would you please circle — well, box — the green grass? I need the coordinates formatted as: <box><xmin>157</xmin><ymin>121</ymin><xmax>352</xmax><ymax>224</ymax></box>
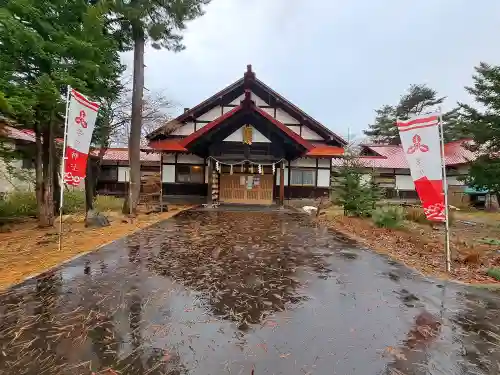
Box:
<box><xmin>487</xmin><ymin>268</ymin><xmax>500</xmax><ymax>281</ymax></box>
<box><xmin>0</xmin><ymin>190</ymin><xmax>124</xmax><ymax>218</ymax></box>
<box><xmin>372</xmin><ymin>206</ymin><xmax>405</xmax><ymax>229</ymax></box>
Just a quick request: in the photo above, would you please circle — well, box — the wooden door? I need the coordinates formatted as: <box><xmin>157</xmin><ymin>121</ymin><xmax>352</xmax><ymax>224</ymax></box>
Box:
<box><xmin>219</xmin><ymin>174</ymin><xmax>274</xmax><ymax>205</ymax></box>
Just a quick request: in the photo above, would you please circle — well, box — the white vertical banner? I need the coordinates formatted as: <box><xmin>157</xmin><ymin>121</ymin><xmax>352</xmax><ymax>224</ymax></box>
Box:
<box><xmin>397</xmin><ymin>114</ymin><xmax>445</xmax><ymax>221</ymax></box>
<box><xmin>63</xmin><ymin>89</ymin><xmax>100</xmax><ymax>186</ymax></box>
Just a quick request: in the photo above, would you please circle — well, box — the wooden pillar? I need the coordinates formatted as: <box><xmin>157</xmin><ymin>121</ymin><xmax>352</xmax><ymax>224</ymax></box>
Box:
<box><xmin>207</xmin><ymin>159</ymin><xmax>213</xmax><ymax>204</ymax></box>
<box><xmin>279</xmin><ymin>161</ymin><xmax>285</xmax><ymax>206</ymax></box>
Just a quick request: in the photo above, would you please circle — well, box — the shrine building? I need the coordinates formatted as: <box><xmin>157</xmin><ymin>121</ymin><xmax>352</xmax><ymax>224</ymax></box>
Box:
<box><xmin>147</xmin><ymin>65</ymin><xmax>346</xmax><ymax>205</ymax></box>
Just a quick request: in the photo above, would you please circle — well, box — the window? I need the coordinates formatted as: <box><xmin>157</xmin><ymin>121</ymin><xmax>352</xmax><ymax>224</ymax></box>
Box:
<box><xmin>100</xmin><ymin>166</ymin><xmax>118</xmax><ymax>181</ymax></box>
<box><xmin>290</xmin><ymin>169</ymin><xmax>316</xmax><ymax>186</ymax></box>
<box><xmin>176</xmin><ymin>165</ymin><xmax>204</xmax><ymax>183</ymax></box>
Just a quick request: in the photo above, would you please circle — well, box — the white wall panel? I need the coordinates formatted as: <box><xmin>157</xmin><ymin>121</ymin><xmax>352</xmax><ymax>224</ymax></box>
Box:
<box><xmin>222</xmin><ymin>106</ymin><xmax>235</xmax><ymax>114</ymax></box>
<box><xmin>447</xmin><ymin>176</ymin><xmax>465</xmax><ymax>186</ymax></box>
<box><xmin>395</xmin><ymin>175</ymin><xmax>415</xmax><ymax>190</ymax></box>
<box><xmin>317</xmin><ymin>169</ymin><xmax>331</xmax><ymax>187</ymax></box>
<box><xmin>171</xmin><ymin>122</ymin><xmax>195</xmax><ymax>136</ymax></box>
<box><xmin>177</xmin><ymin>154</ymin><xmax>204</xmax><ymax>164</ymax></box>
<box><xmin>260</xmin><ymin>107</ymin><xmax>274</xmax><ymax>117</ymax></box>
<box><xmin>286</xmin><ymin>125</ymin><xmax>301</xmax><ymax>134</ymax></box>
<box><xmin>301</xmin><ymin>126</ymin><xmax>323</xmax><ymax>140</ymax></box>
<box><xmin>290</xmin><ymin>157</ymin><xmax>316</xmax><ymax>167</ymax></box>
<box><xmin>229</xmin><ymin>94</ymin><xmax>245</xmax><ymax>105</ymax></box>
<box><xmin>162</xmin><ymin>165</ymin><xmax>175</xmax><ymax>183</ymax></box>
<box><xmin>223</xmin><ymin>126</ymin><xmax>270</xmax><ymax>143</ymax></box>
<box><xmin>162</xmin><ymin>154</ymin><xmax>176</xmax><ymax>163</ymax></box>
<box><xmin>118</xmin><ymin>166</ymin><xmax>130</xmax><ymax>182</ymax></box>
<box><xmin>196</xmin><ymin>106</ymin><xmax>222</xmax><ymax>122</ymax></box>
<box><xmin>275</xmin><ymin>108</ymin><xmax>300</xmax><ymax>124</ymax></box>
<box><xmin>251</xmin><ymin>93</ymin><xmax>269</xmax><ymax>107</ymax></box>
<box><xmin>276</xmin><ymin>167</ymin><xmax>289</xmax><ymax>186</ymax></box>
<box><xmin>317</xmin><ymin>158</ymin><xmax>331</xmax><ymax>168</ymax></box>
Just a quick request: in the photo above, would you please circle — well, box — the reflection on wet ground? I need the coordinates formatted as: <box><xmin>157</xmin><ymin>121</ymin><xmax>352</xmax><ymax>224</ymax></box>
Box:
<box><xmin>1</xmin><ymin>209</ymin><xmax>500</xmax><ymax>374</ymax></box>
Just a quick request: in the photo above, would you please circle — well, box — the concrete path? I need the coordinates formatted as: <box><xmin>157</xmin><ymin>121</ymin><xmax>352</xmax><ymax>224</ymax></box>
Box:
<box><xmin>0</xmin><ymin>209</ymin><xmax>499</xmax><ymax>374</ymax></box>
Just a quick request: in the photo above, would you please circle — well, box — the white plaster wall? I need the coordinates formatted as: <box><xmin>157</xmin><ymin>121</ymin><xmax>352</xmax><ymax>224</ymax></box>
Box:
<box><xmin>317</xmin><ymin>169</ymin><xmax>331</xmax><ymax>187</ymax></box>
<box><xmin>196</xmin><ymin>106</ymin><xmax>222</xmax><ymax>122</ymax></box>
<box><xmin>177</xmin><ymin>154</ymin><xmax>204</xmax><ymax>164</ymax></box>
<box><xmin>260</xmin><ymin>107</ymin><xmax>274</xmax><ymax>117</ymax></box>
<box><xmin>395</xmin><ymin>175</ymin><xmax>415</xmax><ymax>190</ymax></box>
<box><xmin>229</xmin><ymin>94</ymin><xmax>245</xmax><ymax>105</ymax></box>
<box><xmin>290</xmin><ymin>158</ymin><xmax>316</xmax><ymax>167</ymax></box>
<box><xmin>162</xmin><ymin>154</ymin><xmax>176</xmax><ymax>163</ymax></box>
<box><xmin>0</xmin><ymin>158</ymin><xmax>35</xmax><ymax>193</ymax></box>
<box><xmin>162</xmin><ymin>165</ymin><xmax>176</xmax><ymax>183</ymax></box>
<box><xmin>286</xmin><ymin>125</ymin><xmax>300</xmax><ymax>134</ymax></box>
<box><xmin>301</xmin><ymin>127</ymin><xmax>323</xmax><ymax>141</ymax></box>
<box><xmin>223</xmin><ymin>126</ymin><xmax>270</xmax><ymax>143</ymax></box>
<box><xmin>171</xmin><ymin>122</ymin><xmax>195</xmax><ymax>136</ymax></box>
<box><xmin>229</xmin><ymin>92</ymin><xmax>268</xmax><ymax>107</ymax></box>
<box><xmin>447</xmin><ymin>176</ymin><xmax>465</xmax><ymax>186</ymax></box>
<box><xmin>275</xmin><ymin>108</ymin><xmax>300</xmax><ymax>124</ymax></box>
<box><xmin>118</xmin><ymin>166</ymin><xmax>130</xmax><ymax>182</ymax></box>
<box><xmin>222</xmin><ymin>106</ymin><xmax>235</xmax><ymax>114</ymax></box>
<box><xmin>317</xmin><ymin>158</ymin><xmax>331</xmax><ymax>168</ymax></box>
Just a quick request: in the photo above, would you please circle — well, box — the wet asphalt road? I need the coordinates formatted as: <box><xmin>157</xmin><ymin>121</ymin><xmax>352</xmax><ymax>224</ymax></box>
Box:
<box><xmin>0</xmin><ymin>209</ymin><xmax>500</xmax><ymax>375</ymax></box>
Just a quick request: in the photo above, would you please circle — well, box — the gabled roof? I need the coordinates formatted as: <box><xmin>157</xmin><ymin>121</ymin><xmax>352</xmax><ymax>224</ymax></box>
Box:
<box><xmin>148</xmin><ymin>65</ymin><xmax>346</xmax><ymax>145</ymax></box>
<box><xmin>177</xmin><ymin>100</ymin><xmax>314</xmax><ymax>151</ymax></box>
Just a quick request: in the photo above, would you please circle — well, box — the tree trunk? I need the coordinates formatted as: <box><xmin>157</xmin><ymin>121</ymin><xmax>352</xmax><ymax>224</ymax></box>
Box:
<box><xmin>124</xmin><ymin>25</ymin><xmax>145</xmax><ymax>216</ymax></box>
<box><xmin>39</xmin><ymin>117</ymin><xmax>55</xmax><ymax>227</ymax></box>
<box><xmin>35</xmin><ymin>124</ymin><xmax>44</xmax><ymax>222</ymax></box>
<box><xmin>53</xmin><ymin>151</ymin><xmax>61</xmax><ymax>215</ymax></box>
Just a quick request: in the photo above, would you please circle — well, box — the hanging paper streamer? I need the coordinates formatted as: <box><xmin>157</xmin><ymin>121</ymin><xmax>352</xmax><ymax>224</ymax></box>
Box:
<box><xmin>272</xmin><ymin>164</ymin><xmax>276</xmax><ymax>174</ymax></box>
<box><xmin>215</xmin><ymin>161</ymin><xmax>220</xmax><ymax>173</ymax></box>
<box><xmin>241</xmin><ymin>164</ymin><xmax>244</xmax><ymax>173</ymax></box>
<box><xmin>230</xmin><ymin>165</ymin><xmax>233</xmax><ymax>175</ymax></box>
<box><xmin>258</xmin><ymin>164</ymin><xmax>262</xmax><ymax>175</ymax></box>
<box><xmin>250</xmin><ymin>165</ymin><xmax>254</xmax><ymax>174</ymax></box>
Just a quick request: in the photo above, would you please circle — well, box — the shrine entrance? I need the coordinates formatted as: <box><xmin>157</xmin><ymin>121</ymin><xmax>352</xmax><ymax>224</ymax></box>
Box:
<box><xmin>219</xmin><ymin>172</ymin><xmax>274</xmax><ymax>205</ymax></box>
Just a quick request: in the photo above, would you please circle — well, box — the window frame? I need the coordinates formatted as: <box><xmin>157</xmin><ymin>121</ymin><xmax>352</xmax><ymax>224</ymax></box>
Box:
<box><xmin>175</xmin><ymin>164</ymin><xmax>204</xmax><ymax>184</ymax></box>
<box><xmin>289</xmin><ymin>168</ymin><xmax>316</xmax><ymax>187</ymax></box>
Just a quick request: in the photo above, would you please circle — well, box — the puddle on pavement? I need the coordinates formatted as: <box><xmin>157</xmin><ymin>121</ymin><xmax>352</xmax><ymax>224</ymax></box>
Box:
<box><xmin>1</xmin><ymin>210</ymin><xmax>500</xmax><ymax>374</ymax></box>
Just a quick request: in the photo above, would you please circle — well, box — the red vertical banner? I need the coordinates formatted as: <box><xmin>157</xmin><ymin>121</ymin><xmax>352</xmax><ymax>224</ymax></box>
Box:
<box><xmin>397</xmin><ymin>114</ymin><xmax>445</xmax><ymax>222</ymax></box>
<box><xmin>63</xmin><ymin>90</ymin><xmax>100</xmax><ymax>186</ymax></box>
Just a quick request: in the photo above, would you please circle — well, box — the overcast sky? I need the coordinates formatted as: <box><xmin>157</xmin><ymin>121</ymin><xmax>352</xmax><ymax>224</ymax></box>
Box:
<box><xmin>122</xmin><ymin>0</ymin><xmax>500</xmax><ymax>140</ymax></box>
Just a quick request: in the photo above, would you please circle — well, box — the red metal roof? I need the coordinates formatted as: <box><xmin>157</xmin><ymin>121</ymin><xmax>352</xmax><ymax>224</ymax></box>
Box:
<box><xmin>332</xmin><ymin>141</ymin><xmax>476</xmax><ymax>168</ymax></box>
<box><xmin>91</xmin><ymin>148</ymin><xmax>161</xmax><ymax>162</ymax></box>
<box><xmin>0</xmin><ymin>125</ymin><xmax>36</xmax><ymax>142</ymax></box>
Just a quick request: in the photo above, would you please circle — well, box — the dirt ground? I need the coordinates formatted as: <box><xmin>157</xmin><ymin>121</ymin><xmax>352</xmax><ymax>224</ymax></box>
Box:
<box><xmin>0</xmin><ymin>205</ymin><xmax>192</xmax><ymax>290</ymax></box>
<box><xmin>317</xmin><ymin>207</ymin><xmax>500</xmax><ymax>285</ymax></box>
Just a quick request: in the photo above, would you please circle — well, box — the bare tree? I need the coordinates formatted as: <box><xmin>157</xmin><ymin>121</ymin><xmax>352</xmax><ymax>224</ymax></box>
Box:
<box><xmin>110</xmin><ymin>89</ymin><xmax>177</xmax><ymax>147</ymax></box>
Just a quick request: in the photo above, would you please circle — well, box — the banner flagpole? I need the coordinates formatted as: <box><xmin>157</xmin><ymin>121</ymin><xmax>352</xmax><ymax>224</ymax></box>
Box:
<box><xmin>438</xmin><ymin>108</ymin><xmax>451</xmax><ymax>272</ymax></box>
<box><xmin>58</xmin><ymin>85</ymin><xmax>71</xmax><ymax>252</ymax></box>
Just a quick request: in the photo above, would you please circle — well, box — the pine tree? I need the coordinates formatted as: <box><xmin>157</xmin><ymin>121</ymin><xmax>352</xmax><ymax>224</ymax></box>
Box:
<box><xmin>459</xmin><ymin>62</ymin><xmax>500</xmax><ymax>203</ymax></box>
<box><xmin>363</xmin><ymin>84</ymin><xmax>466</xmax><ymax>145</ymax></box>
<box><xmin>331</xmin><ymin>151</ymin><xmax>381</xmax><ymax>217</ymax></box>
<box><xmin>0</xmin><ymin>0</ymin><xmax>122</xmax><ymax>226</ymax></box>
<box><xmin>103</xmin><ymin>0</ymin><xmax>211</xmax><ymax>215</ymax></box>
